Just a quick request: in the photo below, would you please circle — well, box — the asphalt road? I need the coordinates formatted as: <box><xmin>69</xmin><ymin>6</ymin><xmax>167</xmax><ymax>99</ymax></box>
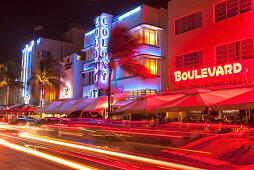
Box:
<box><xmin>0</xmin><ymin>125</ymin><xmax>247</xmax><ymax>170</ymax></box>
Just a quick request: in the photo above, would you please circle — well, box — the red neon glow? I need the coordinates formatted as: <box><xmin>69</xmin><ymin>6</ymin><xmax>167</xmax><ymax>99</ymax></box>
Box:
<box><xmin>63</xmin><ymin>86</ymin><xmax>69</xmax><ymax>96</ymax></box>
<box><xmin>174</xmin><ymin>63</ymin><xmax>242</xmax><ymax>82</ymax></box>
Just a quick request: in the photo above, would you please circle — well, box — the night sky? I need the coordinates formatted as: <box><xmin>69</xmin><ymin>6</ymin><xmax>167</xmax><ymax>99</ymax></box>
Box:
<box><xmin>0</xmin><ymin>0</ymin><xmax>169</xmax><ymax>64</ymax></box>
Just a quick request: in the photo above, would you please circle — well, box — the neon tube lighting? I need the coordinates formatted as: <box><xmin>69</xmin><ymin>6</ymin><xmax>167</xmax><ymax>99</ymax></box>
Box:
<box><xmin>85</xmin><ymin>29</ymin><xmax>95</xmax><ymax>36</ymax></box>
<box><xmin>118</xmin><ymin>6</ymin><xmax>141</xmax><ymax>21</ymax></box>
<box><xmin>37</xmin><ymin>38</ymin><xmax>41</xmax><ymax>45</ymax></box>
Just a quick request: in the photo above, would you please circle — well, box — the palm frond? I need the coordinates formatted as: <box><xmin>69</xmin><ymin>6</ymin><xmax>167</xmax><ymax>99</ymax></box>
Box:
<box><xmin>108</xmin><ymin>26</ymin><xmax>140</xmax><ymax>61</ymax></box>
<box><xmin>29</xmin><ymin>55</ymin><xmax>65</xmax><ymax>101</ymax></box>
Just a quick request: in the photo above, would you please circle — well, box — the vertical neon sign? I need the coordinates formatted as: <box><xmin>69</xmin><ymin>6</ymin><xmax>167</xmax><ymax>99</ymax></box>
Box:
<box><xmin>22</xmin><ymin>40</ymin><xmax>34</xmax><ymax>104</ymax></box>
<box><xmin>94</xmin><ymin>13</ymin><xmax>113</xmax><ymax>89</ymax></box>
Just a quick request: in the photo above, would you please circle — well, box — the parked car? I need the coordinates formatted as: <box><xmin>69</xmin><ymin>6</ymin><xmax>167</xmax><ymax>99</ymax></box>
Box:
<box><xmin>67</xmin><ymin>111</ymin><xmax>103</xmax><ymax>119</ymax></box>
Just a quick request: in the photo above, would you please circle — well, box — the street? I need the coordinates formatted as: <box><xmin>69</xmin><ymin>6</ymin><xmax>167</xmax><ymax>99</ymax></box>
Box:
<box><xmin>0</xmin><ymin>124</ymin><xmax>250</xmax><ymax>170</ymax></box>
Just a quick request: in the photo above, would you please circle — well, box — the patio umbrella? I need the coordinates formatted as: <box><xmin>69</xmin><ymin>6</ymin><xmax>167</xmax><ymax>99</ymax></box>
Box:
<box><xmin>113</xmin><ymin>93</ymin><xmax>185</xmax><ymax>114</ymax></box>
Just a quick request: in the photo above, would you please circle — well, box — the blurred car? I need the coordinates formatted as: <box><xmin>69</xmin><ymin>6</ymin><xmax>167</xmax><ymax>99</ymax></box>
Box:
<box><xmin>40</xmin><ymin>111</ymin><xmax>124</xmax><ymax>141</ymax></box>
<box><xmin>12</xmin><ymin>116</ymin><xmax>37</xmax><ymax>125</ymax></box>
<box><xmin>36</xmin><ymin>117</ymin><xmax>62</xmax><ymax>126</ymax></box>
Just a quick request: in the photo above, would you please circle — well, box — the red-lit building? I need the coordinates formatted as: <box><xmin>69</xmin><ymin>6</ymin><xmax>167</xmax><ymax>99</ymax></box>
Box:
<box><xmin>168</xmin><ymin>0</ymin><xmax>253</xmax><ymax>89</ymax></box>
<box><xmin>167</xmin><ymin>0</ymin><xmax>253</xmax><ymax>121</ymax></box>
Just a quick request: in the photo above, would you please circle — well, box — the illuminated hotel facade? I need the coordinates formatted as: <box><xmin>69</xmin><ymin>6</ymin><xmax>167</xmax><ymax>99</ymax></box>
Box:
<box><xmin>168</xmin><ymin>0</ymin><xmax>253</xmax><ymax>89</ymax></box>
<box><xmin>21</xmin><ymin>28</ymin><xmax>85</xmax><ymax>105</ymax></box>
<box><xmin>82</xmin><ymin>5</ymin><xmax>168</xmax><ymax>98</ymax></box>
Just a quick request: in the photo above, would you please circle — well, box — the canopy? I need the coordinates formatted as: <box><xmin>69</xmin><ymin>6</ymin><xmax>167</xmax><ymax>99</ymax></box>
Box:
<box><xmin>113</xmin><ymin>93</ymin><xmax>185</xmax><ymax>114</ymax></box>
<box><xmin>44</xmin><ymin>101</ymin><xmax>65</xmax><ymax>114</ymax></box>
<box><xmin>152</xmin><ymin>93</ymin><xmax>206</xmax><ymax>112</ymax></box>
<box><xmin>0</xmin><ymin>104</ymin><xmax>26</xmax><ymax>113</ymax></box>
<box><xmin>58</xmin><ymin>99</ymin><xmax>79</xmax><ymax>114</ymax></box>
<box><xmin>82</xmin><ymin>92</ymin><xmax>130</xmax><ymax>112</ymax></box>
<box><xmin>211</xmin><ymin>86</ymin><xmax>254</xmax><ymax>110</ymax></box>
<box><xmin>17</xmin><ymin>106</ymin><xmax>37</xmax><ymax>113</ymax></box>
<box><xmin>112</xmin><ymin>99</ymin><xmax>136</xmax><ymax>107</ymax></box>
<box><xmin>0</xmin><ymin>106</ymin><xmax>5</xmax><ymax>111</ymax></box>
<box><xmin>45</xmin><ymin>99</ymin><xmax>76</xmax><ymax>114</ymax></box>
<box><xmin>34</xmin><ymin>101</ymin><xmax>60</xmax><ymax>113</ymax></box>
<box><xmin>62</xmin><ymin>98</ymin><xmax>98</xmax><ymax>114</ymax></box>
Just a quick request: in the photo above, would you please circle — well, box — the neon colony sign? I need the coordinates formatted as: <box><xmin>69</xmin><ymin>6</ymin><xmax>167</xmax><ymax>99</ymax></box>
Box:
<box><xmin>174</xmin><ymin>63</ymin><xmax>242</xmax><ymax>82</ymax></box>
<box><xmin>94</xmin><ymin>13</ymin><xmax>113</xmax><ymax>85</ymax></box>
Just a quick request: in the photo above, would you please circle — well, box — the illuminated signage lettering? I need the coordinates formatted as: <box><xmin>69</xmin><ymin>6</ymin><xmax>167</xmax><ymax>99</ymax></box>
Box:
<box><xmin>174</xmin><ymin>63</ymin><xmax>242</xmax><ymax>82</ymax></box>
<box><xmin>63</xmin><ymin>86</ymin><xmax>69</xmax><ymax>96</ymax></box>
<box><xmin>63</xmin><ymin>83</ymin><xmax>71</xmax><ymax>98</ymax></box>
<box><xmin>22</xmin><ymin>40</ymin><xmax>34</xmax><ymax>101</ymax></box>
<box><xmin>94</xmin><ymin>13</ymin><xmax>113</xmax><ymax>87</ymax></box>
<box><xmin>36</xmin><ymin>38</ymin><xmax>41</xmax><ymax>45</ymax></box>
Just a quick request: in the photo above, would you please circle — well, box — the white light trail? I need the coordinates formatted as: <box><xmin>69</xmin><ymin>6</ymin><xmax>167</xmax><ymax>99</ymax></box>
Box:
<box><xmin>20</xmin><ymin>133</ymin><xmax>203</xmax><ymax>170</ymax></box>
<box><xmin>0</xmin><ymin>138</ymin><xmax>96</xmax><ymax>170</ymax></box>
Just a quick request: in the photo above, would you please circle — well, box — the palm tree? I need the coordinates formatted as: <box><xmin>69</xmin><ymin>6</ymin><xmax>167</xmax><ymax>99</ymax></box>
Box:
<box><xmin>29</xmin><ymin>56</ymin><xmax>65</xmax><ymax>107</ymax></box>
<box><xmin>106</xmin><ymin>26</ymin><xmax>154</xmax><ymax>116</ymax></box>
<box><xmin>0</xmin><ymin>61</ymin><xmax>23</xmax><ymax>105</ymax></box>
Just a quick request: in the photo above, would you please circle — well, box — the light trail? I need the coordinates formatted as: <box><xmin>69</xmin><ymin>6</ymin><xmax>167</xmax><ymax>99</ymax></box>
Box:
<box><xmin>102</xmin><ymin>129</ymin><xmax>183</xmax><ymax>138</ymax></box>
<box><xmin>46</xmin><ymin>147</ymin><xmax>151</xmax><ymax>170</ymax></box>
<box><xmin>0</xmin><ymin>138</ymin><xmax>96</xmax><ymax>170</ymax></box>
<box><xmin>20</xmin><ymin>133</ymin><xmax>204</xmax><ymax>170</ymax></box>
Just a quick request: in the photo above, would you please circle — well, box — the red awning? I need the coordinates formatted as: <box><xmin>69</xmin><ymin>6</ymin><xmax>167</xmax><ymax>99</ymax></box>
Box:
<box><xmin>113</xmin><ymin>93</ymin><xmax>185</xmax><ymax>114</ymax></box>
<box><xmin>211</xmin><ymin>86</ymin><xmax>254</xmax><ymax>110</ymax></box>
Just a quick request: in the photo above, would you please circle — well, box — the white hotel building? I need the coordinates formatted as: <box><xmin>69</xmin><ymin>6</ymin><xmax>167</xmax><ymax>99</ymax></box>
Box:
<box><xmin>82</xmin><ymin>5</ymin><xmax>168</xmax><ymax>99</ymax></box>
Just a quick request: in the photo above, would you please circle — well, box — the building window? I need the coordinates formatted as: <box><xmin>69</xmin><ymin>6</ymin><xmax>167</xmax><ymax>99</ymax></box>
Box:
<box><xmin>144</xmin><ymin>58</ymin><xmax>157</xmax><ymax>75</ymax></box>
<box><xmin>37</xmin><ymin>51</ymin><xmax>40</xmax><ymax>59</ymax></box>
<box><xmin>133</xmin><ymin>28</ymin><xmax>157</xmax><ymax>46</ymax></box>
<box><xmin>82</xmin><ymin>73</ymin><xmax>85</xmax><ymax>78</ymax></box>
<box><xmin>48</xmin><ymin>92</ymin><xmax>56</xmax><ymax>102</ymax></box>
<box><xmin>85</xmin><ymin>48</ymin><xmax>94</xmax><ymax>62</ymax></box>
<box><xmin>176</xmin><ymin>50</ymin><xmax>203</xmax><ymax>70</ymax></box>
<box><xmin>144</xmin><ymin>29</ymin><xmax>157</xmax><ymax>46</ymax></box>
<box><xmin>216</xmin><ymin>38</ymin><xmax>253</xmax><ymax>64</ymax></box>
<box><xmin>124</xmin><ymin>71</ymin><xmax>133</xmax><ymax>78</ymax></box>
<box><xmin>215</xmin><ymin>0</ymin><xmax>252</xmax><ymax>22</ymax></box>
<box><xmin>127</xmin><ymin>89</ymin><xmax>157</xmax><ymax>100</ymax></box>
<box><xmin>175</xmin><ymin>10</ymin><xmax>202</xmax><ymax>35</ymax></box>
<box><xmin>42</xmin><ymin>50</ymin><xmax>51</xmax><ymax>58</ymax></box>
<box><xmin>84</xmin><ymin>72</ymin><xmax>94</xmax><ymax>85</ymax></box>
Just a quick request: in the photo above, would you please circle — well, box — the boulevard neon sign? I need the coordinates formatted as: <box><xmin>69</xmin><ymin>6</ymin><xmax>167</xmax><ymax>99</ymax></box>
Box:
<box><xmin>174</xmin><ymin>63</ymin><xmax>242</xmax><ymax>82</ymax></box>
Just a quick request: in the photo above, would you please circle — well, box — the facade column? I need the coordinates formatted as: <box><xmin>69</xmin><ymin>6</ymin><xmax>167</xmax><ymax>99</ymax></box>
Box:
<box><xmin>218</xmin><ymin>111</ymin><xmax>222</xmax><ymax>120</ymax></box>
